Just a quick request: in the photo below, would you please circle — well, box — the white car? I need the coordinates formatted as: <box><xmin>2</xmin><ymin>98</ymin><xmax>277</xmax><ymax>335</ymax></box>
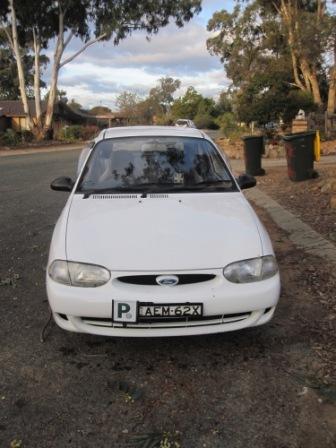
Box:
<box><xmin>175</xmin><ymin>119</ymin><xmax>196</xmax><ymax>128</ymax></box>
<box><xmin>47</xmin><ymin>126</ymin><xmax>280</xmax><ymax>337</ymax></box>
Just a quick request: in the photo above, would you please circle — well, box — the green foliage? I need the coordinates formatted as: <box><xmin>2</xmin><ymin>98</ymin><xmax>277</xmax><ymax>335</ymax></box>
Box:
<box><xmin>235</xmin><ymin>73</ymin><xmax>316</xmax><ymax>125</ymax></box>
<box><xmin>149</xmin><ymin>77</ymin><xmax>181</xmax><ymax>113</ymax></box>
<box><xmin>153</xmin><ymin>114</ymin><xmax>175</xmax><ymax>125</ymax></box>
<box><xmin>207</xmin><ymin>1</ymin><xmax>319</xmax><ymax>125</ymax></box>
<box><xmin>0</xmin><ymin>129</ymin><xmax>20</xmax><ymax>146</ymax></box>
<box><xmin>0</xmin><ymin>129</ymin><xmax>34</xmax><ymax>146</ymax></box>
<box><xmin>68</xmin><ymin>99</ymin><xmax>83</xmax><ymax>111</ymax></box>
<box><xmin>0</xmin><ymin>1</ymin><xmax>201</xmax><ymax>53</ymax></box>
<box><xmin>216</xmin><ymin>91</ymin><xmax>233</xmax><ymax>114</ymax></box>
<box><xmin>115</xmin><ymin>91</ymin><xmax>140</xmax><ymax>122</ymax></box>
<box><xmin>0</xmin><ymin>33</ymin><xmax>47</xmax><ymax>100</ymax></box>
<box><xmin>193</xmin><ymin>113</ymin><xmax>219</xmax><ymax>129</ymax></box>
<box><xmin>44</xmin><ymin>89</ymin><xmax>67</xmax><ymax>103</ymax></box>
<box><xmin>55</xmin><ymin>125</ymin><xmax>98</xmax><ymax>141</ymax></box>
<box><xmin>79</xmin><ymin>125</ymin><xmax>99</xmax><ymax>140</ymax></box>
<box><xmin>171</xmin><ymin>87</ymin><xmax>202</xmax><ymax>119</ymax></box>
<box><xmin>19</xmin><ymin>130</ymin><xmax>34</xmax><ymax>143</ymax></box>
<box><xmin>216</xmin><ymin>112</ymin><xmax>248</xmax><ymax>138</ymax></box>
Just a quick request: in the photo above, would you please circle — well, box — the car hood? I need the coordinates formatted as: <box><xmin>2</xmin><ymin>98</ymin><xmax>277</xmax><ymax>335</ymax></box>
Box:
<box><xmin>66</xmin><ymin>193</ymin><xmax>262</xmax><ymax>271</ymax></box>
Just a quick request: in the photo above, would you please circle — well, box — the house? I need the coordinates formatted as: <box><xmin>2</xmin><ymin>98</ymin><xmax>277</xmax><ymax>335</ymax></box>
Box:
<box><xmin>0</xmin><ymin>100</ymin><xmax>48</xmax><ymax>132</ymax></box>
<box><xmin>0</xmin><ymin>100</ymin><xmax>128</xmax><ymax>133</ymax></box>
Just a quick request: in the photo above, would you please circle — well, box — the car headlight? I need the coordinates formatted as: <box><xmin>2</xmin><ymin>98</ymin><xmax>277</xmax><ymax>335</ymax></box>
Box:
<box><xmin>48</xmin><ymin>260</ymin><xmax>110</xmax><ymax>287</ymax></box>
<box><xmin>223</xmin><ymin>255</ymin><xmax>278</xmax><ymax>283</ymax></box>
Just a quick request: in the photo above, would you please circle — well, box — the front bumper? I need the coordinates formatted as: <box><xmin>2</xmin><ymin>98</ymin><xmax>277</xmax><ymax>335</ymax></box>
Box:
<box><xmin>47</xmin><ymin>268</ymin><xmax>281</xmax><ymax>337</ymax></box>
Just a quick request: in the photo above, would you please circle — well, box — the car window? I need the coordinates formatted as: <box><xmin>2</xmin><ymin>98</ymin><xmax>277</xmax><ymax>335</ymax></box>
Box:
<box><xmin>77</xmin><ymin>136</ymin><xmax>237</xmax><ymax>193</ymax></box>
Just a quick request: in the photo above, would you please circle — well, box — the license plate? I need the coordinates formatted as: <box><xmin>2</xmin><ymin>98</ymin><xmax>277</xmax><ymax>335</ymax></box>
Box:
<box><xmin>112</xmin><ymin>301</ymin><xmax>203</xmax><ymax>323</ymax></box>
<box><xmin>139</xmin><ymin>303</ymin><xmax>203</xmax><ymax>319</ymax></box>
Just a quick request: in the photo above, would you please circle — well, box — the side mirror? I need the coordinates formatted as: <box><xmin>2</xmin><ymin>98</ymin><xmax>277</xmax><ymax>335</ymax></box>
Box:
<box><xmin>237</xmin><ymin>173</ymin><xmax>256</xmax><ymax>190</ymax></box>
<box><xmin>50</xmin><ymin>176</ymin><xmax>74</xmax><ymax>192</ymax></box>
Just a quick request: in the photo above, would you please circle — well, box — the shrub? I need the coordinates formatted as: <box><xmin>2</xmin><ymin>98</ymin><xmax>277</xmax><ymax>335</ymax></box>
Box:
<box><xmin>80</xmin><ymin>125</ymin><xmax>99</xmax><ymax>140</ymax></box>
<box><xmin>153</xmin><ymin>114</ymin><xmax>174</xmax><ymax>126</ymax></box>
<box><xmin>56</xmin><ymin>125</ymin><xmax>99</xmax><ymax>142</ymax></box>
<box><xmin>216</xmin><ymin>112</ymin><xmax>249</xmax><ymax>139</ymax></box>
<box><xmin>18</xmin><ymin>130</ymin><xmax>34</xmax><ymax>143</ymax></box>
<box><xmin>193</xmin><ymin>113</ymin><xmax>219</xmax><ymax>130</ymax></box>
<box><xmin>56</xmin><ymin>125</ymin><xmax>82</xmax><ymax>141</ymax></box>
<box><xmin>0</xmin><ymin>129</ymin><xmax>20</xmax><ymax>146</ymax></box>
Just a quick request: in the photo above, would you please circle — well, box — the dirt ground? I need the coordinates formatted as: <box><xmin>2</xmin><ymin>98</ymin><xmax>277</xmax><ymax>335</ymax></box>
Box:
<box><xmin>1</xmin><ymin>151</ymin><xmax>336</xmax><ymax>447</ymax></box>
<box><xmin>216</xmin><ymin>138</ymin><xmax>336</xmax><ymax>160</ymax></box>
<box><xmin>257</xmin><ymin>164</ymin><xmax>336</xmax><ymax>243</ymax></box>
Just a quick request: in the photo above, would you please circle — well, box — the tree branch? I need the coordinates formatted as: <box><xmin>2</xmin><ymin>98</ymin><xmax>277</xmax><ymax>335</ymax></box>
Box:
<box><xmin>64</xmin><ymin>30</ymin><xmax>74</xmax><ymax>49</ymax></box>
<box><xmin>2</xmin><ymin>26</ymin><xmax>15</xmax><ymax>51</ymax></box>
<box><xmin>60</xmin><ymin>33</ymin><xmax>107</xmax><ymax>68</ymax></box>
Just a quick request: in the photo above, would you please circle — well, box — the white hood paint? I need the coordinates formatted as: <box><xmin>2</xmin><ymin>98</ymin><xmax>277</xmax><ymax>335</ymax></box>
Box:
<box><xmin>65</xmin><ymin>193</ymin><xmax>263</xmax><ymax>271</ymax></box>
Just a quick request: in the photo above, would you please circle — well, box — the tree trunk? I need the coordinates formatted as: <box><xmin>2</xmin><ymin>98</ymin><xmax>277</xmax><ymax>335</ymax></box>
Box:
<box><xmin>44</xmin><ymin>64</ymin><xmax>60</xmax><ymax>135</ymax></box>
<box><xmin>309</xmin><ymin>70</ymin><xmax>323</xmax><ymax>106</ymax></box>
<box><xmin>8</xmin><ymin>0</ymin><xmax>34</xmax><ymax>131</ymax></box>
<box><xmin>327</xmin><ymin>67</ymin><xmax>336</xmax><ymax>114</ymax></box>
<box><xmin>290</xmin><ymin>49</ymin><xmax>306</xmax><ymax>91</ymax></box>
<box><xmin>32</xmin><ymin>28</ymin><xmax>43</xmax><ymax>138</ymax></box>
<box><xmin>43</xmin><ymin>7</ymin><xmax>65</xmax><ymax>138</ymax></box>
<box><xmin>279</xmin><ymin>0</ymin><xmax>322</xmax><ymax>106</ymax></box>
<box><xmin>300</xmin><ymin>57</ymin><xmax>322</xmax><ymax>105</ymax></box>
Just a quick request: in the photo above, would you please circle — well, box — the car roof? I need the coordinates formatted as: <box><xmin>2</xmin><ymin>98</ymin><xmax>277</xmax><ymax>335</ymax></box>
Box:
<box><xmin>97</xmin><ymin>126</ymin><xmax>207</xmax><ymax>141</ymax></box>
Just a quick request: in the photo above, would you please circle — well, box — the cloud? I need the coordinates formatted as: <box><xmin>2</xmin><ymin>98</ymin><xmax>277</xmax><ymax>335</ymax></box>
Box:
<box><xmin>49</xmin><ymin>1</ymin><xmax>231</xmax><ymax>109</ymax></box>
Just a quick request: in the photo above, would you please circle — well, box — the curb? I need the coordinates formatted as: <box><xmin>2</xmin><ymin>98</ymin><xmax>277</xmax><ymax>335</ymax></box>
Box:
<box><xmin>0</xmin><ymin>143</ymin><xmax>84</xmax><ymax>158</ymax></box>
<box><xmin>246</xmin><ymin>187</ymin><xmax>336</xmax><ymax>268</ymax></box>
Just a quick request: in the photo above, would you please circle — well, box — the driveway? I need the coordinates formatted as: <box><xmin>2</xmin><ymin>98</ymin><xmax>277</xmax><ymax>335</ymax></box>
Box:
<box><xmin>0</xmin><ymin>151</ymin><xmax>335</xmax><ymax>447</ymax></box>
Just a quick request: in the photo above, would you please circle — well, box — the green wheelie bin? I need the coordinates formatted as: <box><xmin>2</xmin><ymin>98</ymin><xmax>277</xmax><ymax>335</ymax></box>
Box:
<box><xmin>242</xmin><ymin>136</ymin><xmax>265</xmax><ymax>176</ymax></box>
<box><xmin>282</xmin><ymin>131</ymin><xmax>318</xmax><ymax>181</ymax></box>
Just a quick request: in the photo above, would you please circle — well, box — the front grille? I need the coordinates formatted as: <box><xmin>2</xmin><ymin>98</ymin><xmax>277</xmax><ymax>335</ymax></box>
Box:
<box><xmin>80</xmin><ymin>312</ymin><xmax>251</xmax><ymax>329</ymax></box>
<box><xmin>117</xmin><ymin>274</ymin><xmax>216</xmax><ymax>286</ymax></box>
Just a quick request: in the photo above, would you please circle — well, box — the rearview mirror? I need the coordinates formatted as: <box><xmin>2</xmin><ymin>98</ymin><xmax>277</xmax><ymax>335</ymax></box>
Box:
<box><xmin>237</xmin><ymin>174</ymin><xmax>256</xmax><ymax>190</ymax></box>
<box><xmin>50</xmin><ymin>176</ymin><xmax>74</xmax><ymax>192</ymax></box>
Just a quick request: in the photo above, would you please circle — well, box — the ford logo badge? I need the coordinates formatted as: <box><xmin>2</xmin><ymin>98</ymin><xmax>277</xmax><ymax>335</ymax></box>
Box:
<box><xmin>156</xmin><ymin>275</ymin><xmax>179</xmax><ymax>286</ymax></box>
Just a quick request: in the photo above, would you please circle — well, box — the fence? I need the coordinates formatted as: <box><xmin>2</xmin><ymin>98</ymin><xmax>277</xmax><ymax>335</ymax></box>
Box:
<box><xmin>308</xmin><ymin>112</ymin><xmax>336</xmax><ymax>138</ymax></box>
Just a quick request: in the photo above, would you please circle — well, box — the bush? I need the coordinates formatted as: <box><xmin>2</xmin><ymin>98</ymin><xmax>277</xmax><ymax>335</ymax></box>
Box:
<box><xmin>80</xmin><ymin>125</ymin><xmax>99</xmax><ymax>140</ymax></box>
<box><xmin>0</xmin><ymin>129</ymin><xmax>20</xmax><ymax>146</ymax></box>
<box><xmin>153</xmin><ymin>114</ymin><xmax>174</xmax><ymax>126</ymax></box>
<box><xmin>216</xmin><ymin>112</ymin><xmax>249</xmax><ymax>139</ymax></box>
<box><xmin>56</xmin><ymin>125</ymin><xmax>99</xmax><ymax>142</ymax></box>
<box><xmin>18</xmin><ymin>130</ymin><xmax>34</xmax><ymax>143</ymax></box>
<box><xmin>193</xmin><ymin>113</ymin><xmax>219</xmax><ymax>130</ymax></box>
<box><xmin>56</xmin><ymin>125</ymin><xmax>82</xmax><ymax>141</ymax></box>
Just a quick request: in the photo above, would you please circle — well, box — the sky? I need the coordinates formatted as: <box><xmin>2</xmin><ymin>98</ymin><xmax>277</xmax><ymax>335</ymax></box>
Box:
<box><xmin>53</xmin><ymin>0</ymin><xmax>235</xmax><ymax>110</ymax></box>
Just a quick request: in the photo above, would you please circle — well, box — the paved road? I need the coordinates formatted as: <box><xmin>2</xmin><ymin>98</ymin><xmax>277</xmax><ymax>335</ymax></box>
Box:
<box><xmin>0</xmin><ymin>151</ymin><xmax>335</xmax><ymax>447</ymax></box>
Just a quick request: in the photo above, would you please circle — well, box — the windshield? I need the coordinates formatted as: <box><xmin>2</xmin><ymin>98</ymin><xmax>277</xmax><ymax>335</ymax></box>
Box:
<box><xmin>77</xmin><ymin>136</ymin><xmax>236</xmax><ymax>194</ymax></box>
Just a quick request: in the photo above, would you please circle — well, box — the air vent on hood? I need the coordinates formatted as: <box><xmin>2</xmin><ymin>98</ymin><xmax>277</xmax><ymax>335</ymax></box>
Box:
<box><xmin>91</xmin><ymin>194</ymin><xmax>138</xmax><ymax>199</ymax></box>
<box><xmin>149</xmin><ymin>194</ymin><xmax>169</xmax><ymax>199</ymax></box>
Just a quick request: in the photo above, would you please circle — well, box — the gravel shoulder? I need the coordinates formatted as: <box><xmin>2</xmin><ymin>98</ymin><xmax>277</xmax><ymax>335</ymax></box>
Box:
<box><xmin>0</xmin><ymin>151</ymin><xmax>335</xmax><ymax>447</ymax></box>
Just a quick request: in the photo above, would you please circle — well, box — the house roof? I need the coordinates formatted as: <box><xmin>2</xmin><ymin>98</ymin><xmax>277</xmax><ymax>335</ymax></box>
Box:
<box><xmin>0</xmin><ymin>100</ymin><xmax>48</xmax><ymax>117</ymax></box>
<box><xmin>0</xmin><ymin>100</ymin><xmax>127</xmax><ymax>123</ymax></box>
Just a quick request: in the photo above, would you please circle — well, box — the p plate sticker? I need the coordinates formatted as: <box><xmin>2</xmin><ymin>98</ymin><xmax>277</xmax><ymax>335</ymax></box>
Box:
<box><xmin>113</xmin><ymin>301</ymin><xmax>137</xmax><ymax>323</ymax></box>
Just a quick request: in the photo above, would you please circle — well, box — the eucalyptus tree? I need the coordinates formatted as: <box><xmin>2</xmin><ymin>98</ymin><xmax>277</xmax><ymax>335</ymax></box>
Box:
<box><xmin>208</xmin><ymin>0</ymin><xmax>336</xmax><ymax>113</ymax></box>
<box><xmin>0</xmin><ymin>31</ymin><xmax>47</xmax><ymax>100</ymax></box>
<box><xmin>0</xmin><ymin>0</ymin><xmax>201</xmax><ymax>138</ymax></box>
